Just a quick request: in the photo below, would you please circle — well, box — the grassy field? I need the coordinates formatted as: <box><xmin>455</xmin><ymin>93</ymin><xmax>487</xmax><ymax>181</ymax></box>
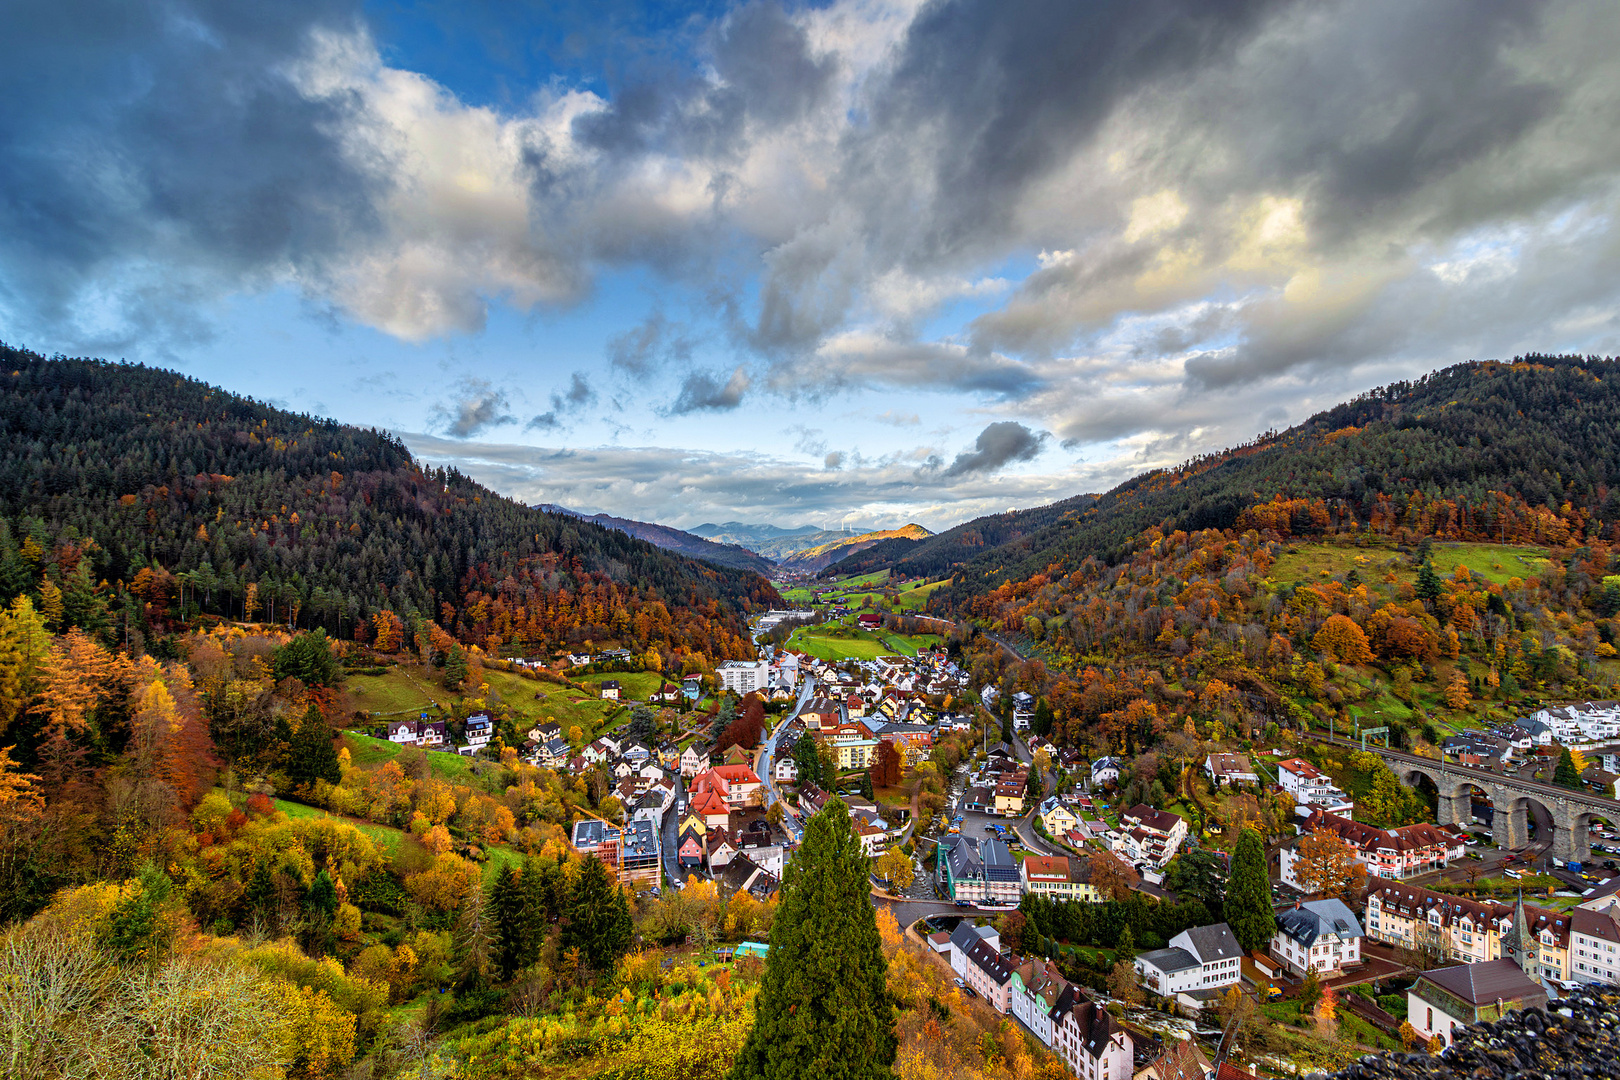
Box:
<box><xmin>893</xmin><ymin>579</ymin><xmax>948</xmax><ymax>612</ymax></box>
<box><xmin>480</xmin><ymin>670</ymin><xmax>621</xmax><ymax>735</ymax></box>
<box><xmin>575</xmin><ymin>670</ymin><xmax>662</xmax><ymax>700</ymax></box>
<box><xmin>345</xmin><ymin>668</ymin><xmax>452</xmax><ymax>717</ymax></box>
<box><xmin>1269</xmin><ymin>540</ymin><xmax>1550</xmax><ymax>589</ymax></box>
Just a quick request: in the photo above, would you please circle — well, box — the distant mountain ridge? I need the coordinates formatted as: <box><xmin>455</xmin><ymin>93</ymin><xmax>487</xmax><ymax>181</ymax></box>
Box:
<box><xmin>533</xmin><ymin>506</ymin><xmax>776</xmax><ymax>574</ymax></box>
<box><xmin>688</xmin><ymin>521</ymin><xmax>878</xmax><ymax>562</ymax></box>
<box><xmin>778</xmin><ymin>523</ymin><xmax>933</xmax><ymax>573</ymax></box>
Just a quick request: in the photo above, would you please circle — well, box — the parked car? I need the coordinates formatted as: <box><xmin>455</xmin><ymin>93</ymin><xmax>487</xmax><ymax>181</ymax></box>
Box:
<box><xmin>955</xmin><ymin>899</ymin><xmax>975</xmax><ymax>908</ymax></box>
<box><xmin>962</xmin><ymin>986</ymin><xmax>978</xmax><ymax>998</ymax></box>
<box><xmin>953</xmin><ymin>977</ymin><xmax>965</xmax><ymax>988</ymax></box>
<box><xmin>1504</xmin><ymin>869</ymin><xmax>1523</xmax><ymax>879</ymax></box>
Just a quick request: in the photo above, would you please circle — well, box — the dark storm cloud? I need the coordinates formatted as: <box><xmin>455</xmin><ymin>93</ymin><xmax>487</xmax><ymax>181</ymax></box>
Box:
<box><xmin>571</xmin><ymin>1</ymin><xmax>834</xmax><ymax>163</ymax></box>
<box><xmin>853</xmin><ymin>0</ymin><xmax>1280</xmax><ymax>258</ymax></box>
<box><xmin>0</xmin><ymin>0</ymin><xmax>378</xmax><ymax>350</ymax></box>
<box><xmin>939</xmin><ymin>421</ymin><xmax>1047</xmax><ymax>479</ymax></box>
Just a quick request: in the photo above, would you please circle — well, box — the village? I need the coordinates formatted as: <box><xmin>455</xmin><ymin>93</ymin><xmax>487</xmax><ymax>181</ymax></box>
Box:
<box><xmin>368</xmin><ymin>605</ymin><xmax>1620</xmax><ymax>1080</ymax></box>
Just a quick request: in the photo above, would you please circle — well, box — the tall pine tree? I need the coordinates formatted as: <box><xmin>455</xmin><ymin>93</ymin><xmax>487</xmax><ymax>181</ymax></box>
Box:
<box><xmin>284</xmin><ymin>705</ymin><xmax>341</xmax><ymax>787</ymax></box>
<box><xmin>730</xmin><ymin>794</ymin><xmax>896</xmax><ymax>1080</ymax></box>
<box><xmin>561</xmin><ymin>856</ymin><xmax>632</xmax><ymax>975</ymax></box>
<box><xmin>1225</xmin><ymin>826</ymin><xmax>1276</xmax><ymax>951</ymax></box>
<box><xmin>492</xmin><ymin>860</ymin><xmax>547</xmax><ymax>978</ymax></box>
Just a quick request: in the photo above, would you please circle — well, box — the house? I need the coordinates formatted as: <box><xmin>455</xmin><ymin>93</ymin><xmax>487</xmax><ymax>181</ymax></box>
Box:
<box><xmin>1039</xmin><ymin>797</ymin><xmax>1080</xmax><ymax>838</ymax></box>
<box><xmin>706</xmin><ymin>828</ymin><xmax>737</xmax><ymax>870</ymax></box>
<box><xmin>1203</xmin><ymin>753</ymin><xmax>1258</xmax><ymax>785</ymax></box>
<box><xmin>1442</xmin><ymin>732</ymin><xmax>1511</xmax><ymax>768</ymax></box>
<box><xmin>1407</xmin><ymin>959</ymin><xmax>1548</xmax><ymax>1048</ymax></box>
<box><xmin>618</xmin><ymin>817</ymin><xmax>661</xmax><ymax>884</ymax></box>
<box><xmin>681</xmin><ymin>675</ymin><xmax>703</xmax><ymax>701</ymax></box>
<box><xmin>703</xmin><ymin>764</ymin><xmax>764</xmax><ymax>807</ymax></box>
<box><xmin>774</xmin><ymin>756</ymin><xmax>798</xmax><ymax>783</ymax></box>
<box><xmin>1114</xmin><ymin>805</ymin><xmax>1188</xmax><ymax>869</ymax></box>
<box><xmin>461</xmin><ymin>714</ymin><xmax>493</xmax><ymax>754</ymax></box>
<box><xmin>539</xmin><ymin>738</ymin><xmax>571</xmax><ymax>767</ymax></box>
<box><xmin>1052</xmin><ymin>997</ymin><xmax>1133</xmax><ymax>1080</ymax></box>
<box><xmin>526</xmin><ymin>721</ymin><xmax>562</xmax><ymax>743</ymax></box>
<box><xmin>1009</xmin><ymin>958</ymin><xmax>1069</xmax><ymax>1045</ymax></box>
<box><xmin>1571</xmin><ymin>900</ymin><xmax>1620</xmax><ymax>984</ymax></box>
<box><xmin>599</xmin><ymin>679</ymin><xmax>621</xmax><ymax>700</ymax></box>
<box><xmin>416</xmin><ymin>720</ymin><xmax>447</xmax><ymax>748</ymax></box>
<box><xmin>680</xmin><ymin>744</ymin><xmax>711</xmax><ymax>778</ymax></box>
<box><xmin>994</xmin><ymin>775</ymin><xmax>1028</xmax><ymax>818</ymax></box>
<box><xmin>716</xmin><ymin>854</ymin><xmax>780</xmax><ymax>902</ymax></box>
<box><xmin>948</xmin><ymin>921</ymin><xmax>1001</xmax><ymax>978</ymax></box>
<box><xmin>1136</xmin><ymin>1038</ymin><xmax>1215</xmax><ymax>1080</ymax></box>
<box><xmin>800</xmin><ymin>697</ymin><xmax>842</xmax><ymax>730</ymax></box>
<box><xmin>582</xmin><ymin>739</ymin><xmax>613</xmax><ymax>764</ymax></box>
<box><xmin>940</xmin><ymin>834</ymin><xmax>1021</xmax><ymax>903</ymax></box>
<box><xmin>1283</xmin><ymin>808</ymin><xmax>1463</xmax><ymax>882</ymax></box>
<box><xmin>857</xmin><ymin>612</ymin><xmax>884</xmax><ymax>630</ymax></box>
<box><xmin>1011</xmin><ymin>691</ymin><xmax>1036</xmax><ymax>732</ymax></box>
<box><xmin>1271</xmin><ymin>899</ymin><xmax>1363</xmax><ymax>977</ymax></box>
<box><xmin>1276</xmin><ymin>758</ymin><xmax>1354</xmax><ymax>817</ymax></box>
<box><xmin>1021</xmin><ymin>855</ymin><xmax>1098</xmax><ymax>903</ymax></box>
<box><xmin>387</xmin><ymin>719</ymin><xmax>422</xmax><ymax>745</ymax></box>
<box><xmin>962</xmin><ymin>938</ymin><xmax>1016</xmax><ymax>1012</ymax></box>
<box><xmin>1134</xmin><ymin>923</ymin><xmax>1243</xmax><ymax>997</ymax></box>
<box><xmin>1091</xmin><ymin>756</ymin><xmax>1121</xmax><ymax>788</ymax></box>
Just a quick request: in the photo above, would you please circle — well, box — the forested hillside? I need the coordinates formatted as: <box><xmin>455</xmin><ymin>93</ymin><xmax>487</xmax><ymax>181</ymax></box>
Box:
<box><xmin>891</xmin><ymin>356</ymin><xmax>1620</xmax><ymax>611</ymax></box>
<box><xmin>824</xmin><ymin>492</ymin><xmax>1099</xmax><ymax>579</ymax></box>
<box><xmin>0</xmin><ymin>344</ymin><xmax>777</xmax><ymax>661</ymax></box>
<box><xmin>948</xmin><ymin>356</ymin><xmax>1620</xmax><ymax>772</ymax></box>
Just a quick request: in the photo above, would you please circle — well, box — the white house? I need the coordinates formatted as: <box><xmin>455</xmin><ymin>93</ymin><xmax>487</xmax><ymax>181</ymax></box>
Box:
<box><xmin>680</xmin><ymin>744</ymin><xmax>711</xmax><ymax>778</ymax></box>
<box><xmin>774</xmin><ymin>756</ymin><xmax>798</xmax><ymax>783</ymax></box>
<box><xmin>1134</xmin><ymin>923</ymin><xmax>1244</xmax><ymax>996</ymax></box>
<box><xmin>1090</xmin><ymin>756</ymin><xmax>1121</xmax><ymax>788</ymax></box>
<box><xmin>1276</xmin><ymin>757</ymin><xmax>1355</xmax><ymax>817</ymax></box>
<box><xmin>1052</xmin><ymin>999</ymin><xmax>1132</xmax><ymax>1080</ymax></box>
<box><xmin>1271</xmin><ymin>899</ymin><xmax>1364</xmax><ymax>977</ymax></box>
<box><xmin>1571</xmin><ymin>899</ymin><xmax>1620</xmax><ymax>985</ymax></box>
<box><xmin>460</xmin><ymin>714</ymin><xmax>493</xmax><ymax>754</ymax></box>
<box><xmin>1113</xmin><ymin>805</ymin><xmax>1188</xmax><ymax>870</ymax></box>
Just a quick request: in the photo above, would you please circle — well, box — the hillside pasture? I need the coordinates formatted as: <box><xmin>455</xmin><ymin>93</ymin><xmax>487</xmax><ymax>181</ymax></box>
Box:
<box><xmin>1268</xmin><ymin>540</ymin><xmax>1550</xmax><ymax>589</ymax></box>
<box><xmin>344</xmin><ymin>667</ymin><xmax>451</xmax><ymax>717</ymax></box>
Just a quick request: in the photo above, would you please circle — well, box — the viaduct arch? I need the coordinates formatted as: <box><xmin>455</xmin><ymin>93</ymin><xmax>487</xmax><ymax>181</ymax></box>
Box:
<box><xmin>1347</xmin><ymin>742</ymin><xmax>1620</xmax><ymax>864</ymax></box>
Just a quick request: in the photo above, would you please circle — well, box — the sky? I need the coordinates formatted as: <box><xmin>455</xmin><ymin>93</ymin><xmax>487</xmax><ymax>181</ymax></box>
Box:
<box><xmin>4</xmin><ymin>1</ymin><xmax>1620</xmax><ymax>533</ymax></box>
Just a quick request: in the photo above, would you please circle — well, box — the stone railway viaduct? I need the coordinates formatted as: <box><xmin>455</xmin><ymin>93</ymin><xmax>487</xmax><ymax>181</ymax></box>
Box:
<box><xmin>1319</xmin><ymin>737</ymin><xmax>1620</xmax><ymax>864</ymax></box>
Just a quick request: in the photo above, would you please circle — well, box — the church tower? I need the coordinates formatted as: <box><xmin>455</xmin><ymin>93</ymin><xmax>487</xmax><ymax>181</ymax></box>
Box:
<box><xmin>1502</xmin><ymin>892</ymin><xmax>1542</xmax><ymax>986</ymax></box>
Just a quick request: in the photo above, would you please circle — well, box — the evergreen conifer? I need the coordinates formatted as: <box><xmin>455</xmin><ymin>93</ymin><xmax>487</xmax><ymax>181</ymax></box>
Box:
<box><xmin>562</xmin><ymin>856</ymin><xmax>632</xmax><ymax>975</ymax></box>
<box><xmin>729</xmin><ymin>794</ymin><xmax>896</xmax><ymax>1080</ymax></box>
<box><xmin>1225</xmin><ymin>827</ymin><xmax>1276</xmax><ymax>951</ymax></box>
<box><xmin>284</xmin><ymin>706</ymin><xmax>341</xmax><ymax>787</ymax></box>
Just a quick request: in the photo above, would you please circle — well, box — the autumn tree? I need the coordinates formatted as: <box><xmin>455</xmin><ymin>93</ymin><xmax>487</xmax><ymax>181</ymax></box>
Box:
<box><xmin>872</xmin><ymin>739</ymin><xmax>902</xmax><ymax>788</ymax></box>
<box><xmin>1312</xmin><ymin>615</ymin><xmax>1373</xmax><ymax>664</ymax></box>
<box><xmin>1107</xmin><ymin>959</ymin><xmax>1143</xmax><ymax>1006</ymax></box>
<box><xmin>1294</xmin><ymin>832</ymin><xmax>1366</xmax><ymax>900</ymax></box>
<box><xmin>1088</xmin><ymin>849</ymin><xmax>1140</xmax><ymax>902</ymax></box>
<box><xmin>729</xmin><ymin>795</ymin><xmax>895</xmax><ymax>1080</ymax></box>
<box><xmin>875</xmin><ymin>847</ymin><xmax>913</xmax><ymax>890</ymax></box>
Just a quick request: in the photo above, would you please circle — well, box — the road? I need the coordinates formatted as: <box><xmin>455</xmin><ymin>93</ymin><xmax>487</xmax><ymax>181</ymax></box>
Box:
<box><xmin>660</xmin><ymin>771</ymin><xmax>689</xmax><ymax>886</ymax></box>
